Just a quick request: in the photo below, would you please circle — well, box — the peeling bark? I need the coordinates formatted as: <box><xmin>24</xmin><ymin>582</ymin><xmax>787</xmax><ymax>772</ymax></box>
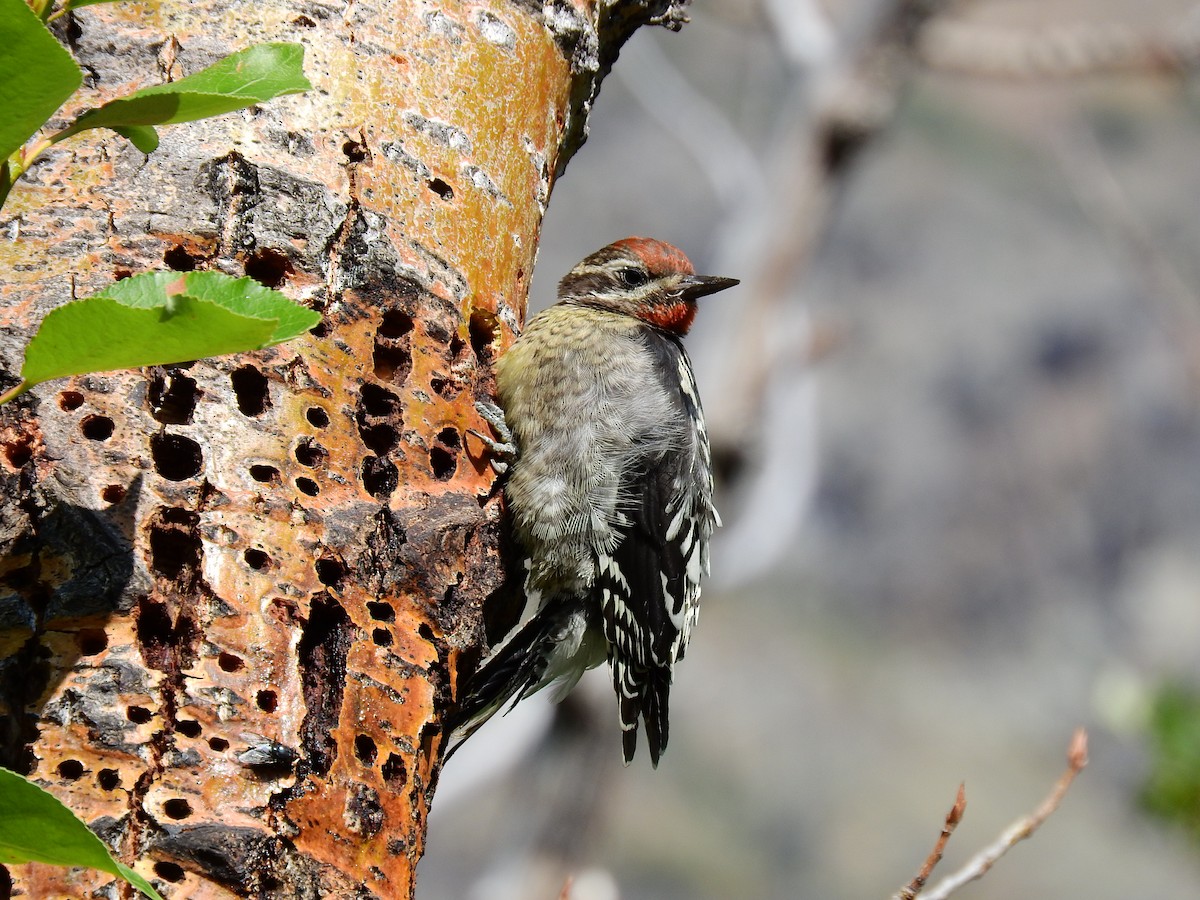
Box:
<box><xmin>0</xmin><ymin>1</ymin><xmax>692</xmax><ymax>897</ymax></box>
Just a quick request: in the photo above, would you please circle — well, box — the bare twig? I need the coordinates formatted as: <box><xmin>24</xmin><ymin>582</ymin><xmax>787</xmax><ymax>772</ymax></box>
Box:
<box><xmin>705</xmin><ymin>0</ymin><xmax>953</xmax><ymax>449</ymax></box>
<box><xmin>921</xmin><ymin>14</ymin><xmax>1200</xmax><ymax>78</ymax></box>
<box><xmin>893</xmin><ymin>784</ymin><xmax>967</xmax><ymax>900</ymax></box>
<box><xmin>918</xmin><ymin>729</ymin><xmax>1089</xmax><ymax>900</ymax></box>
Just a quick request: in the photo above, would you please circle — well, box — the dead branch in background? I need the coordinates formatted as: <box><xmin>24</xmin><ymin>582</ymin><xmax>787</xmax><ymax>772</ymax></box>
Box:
<box><xmin>705</xmin><ymin>0</ymin><xmax>952</xmax><ymax>448</ymax></box>
<box><xmin>893</xmin><ymin>729</ymin><xmax>1089</xmax><ymax>900</ymax></box>
<box><xmin>921</xmin><ymin>10</ymin><xmax>1200</xmax><ymax>78</ymax></box>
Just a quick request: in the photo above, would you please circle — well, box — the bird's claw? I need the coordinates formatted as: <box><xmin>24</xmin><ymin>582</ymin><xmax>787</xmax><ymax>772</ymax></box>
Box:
<box><xmin>471</xmin><ymin>401</ymin><xmax>518</xmax><ymax>474</ymax></box>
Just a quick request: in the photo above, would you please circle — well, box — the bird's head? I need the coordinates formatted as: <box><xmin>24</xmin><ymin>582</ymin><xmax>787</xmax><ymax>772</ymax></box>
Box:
<box><xmin>558</xmin><ymin>237</ymin><xmax>739</xmax><ymax>335</ymax></box>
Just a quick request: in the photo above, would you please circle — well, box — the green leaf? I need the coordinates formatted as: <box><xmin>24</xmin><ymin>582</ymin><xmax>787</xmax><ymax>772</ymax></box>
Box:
<box><xmin>170</xmin><ymin>271</ymin><xmax>320</xmax><ymax>343</ymax></box>
<box><xmin>63</xmin><ymin>43</ymin><xmax>310</xmax><ymax>141</ymax></box>
<box><xmin>21</xmin><ymin>295</ymin><xmax>278</xmax><ymax>387</ymax></box>
<box><xmin>64</xmin><ymin>0</ymin><xmax>130</xmax><ymax>10</ymax></box>
<box><xmin>0</xmin><ymin>767</ymin><xmax>163</xmax><ymax>900</ymax></box>
<box><xmin>0</xmin><ymin>0</ymin><xmax>83</xmax><ymax>161</ymax></box>
<box><xmin>14</xmin><ymin>270</ymin><xmax>319</xmax><ymax>394</ymax></box>
<box><xmin>112</xmin><ymin>124</ymin><xmax>159</xmax><ymax>154</ymax></box>
<box><xmin>96</xmin><ymin>271</ymin><xmax>320</xmax><ymax>343</ymax></box>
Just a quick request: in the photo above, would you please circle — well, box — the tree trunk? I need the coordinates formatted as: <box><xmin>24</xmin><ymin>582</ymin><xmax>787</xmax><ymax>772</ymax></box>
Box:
<box><xmin>0</xmin><ymin>1</ymin><xmax>690</xmax><ymax>896</ymax></box>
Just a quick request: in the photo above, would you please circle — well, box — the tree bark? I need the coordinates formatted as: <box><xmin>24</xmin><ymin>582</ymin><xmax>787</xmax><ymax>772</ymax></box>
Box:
<box><xmin>0</xmin><ymin>1</ymin><xmax>690</xmax><ymax>896</ymax></box>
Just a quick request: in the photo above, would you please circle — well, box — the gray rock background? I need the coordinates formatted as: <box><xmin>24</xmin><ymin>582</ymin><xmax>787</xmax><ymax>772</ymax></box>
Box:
<box><xmin>424</xmin><ymin>1</ymin><xmax>1200</xmax><ymax>896</ymax></box>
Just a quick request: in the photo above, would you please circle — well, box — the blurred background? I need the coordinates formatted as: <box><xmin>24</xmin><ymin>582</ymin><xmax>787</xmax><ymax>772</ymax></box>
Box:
<box><xmin>423</xmin><ymin>0</ymin><xmax>1200</xmax><ymax>896</ymax></box>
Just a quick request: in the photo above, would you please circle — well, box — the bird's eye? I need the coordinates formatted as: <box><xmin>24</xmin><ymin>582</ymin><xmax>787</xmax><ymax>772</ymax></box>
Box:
<box><xmin>618</xmin><ymin>267</ymin><xmax>648</xmax><ymax>287</ymax></box>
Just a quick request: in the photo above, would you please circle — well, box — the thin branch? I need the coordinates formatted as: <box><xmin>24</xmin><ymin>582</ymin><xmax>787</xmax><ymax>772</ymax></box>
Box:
<box><xmin>705</xmin><ymin>0</ymin><xmax>951</xmax><ymax>445</ymax></box>
<box><xmin>920</xmin><ymin>14</ymin><xmax>1200</xmax><ymax>78</ymax></box>
<box><xmin>920</xmin><ymin>728</ymin><xmax>1089</xmax><ymax>900</ymax></box>
<box><xmin>893</xmin><ymin>783</ymin><xmax>967</xmax><ymax>900</ymax></box>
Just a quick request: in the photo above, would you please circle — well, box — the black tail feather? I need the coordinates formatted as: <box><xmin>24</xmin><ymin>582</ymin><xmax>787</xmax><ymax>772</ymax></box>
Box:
<box><xmin>643</xmin><ymin>670</ymin><xmax>670</xmax><ymax>767</ymax></box>
<box><xmin>454</xmin><ymin>609</ymin><xmax>556</xmax><ymax>731</ymax></box>
<box><xmin>615</xmin><ymin>665</ymin><xmax>672</xmax><ymax>767</ymax></box>
<box><xmin>620</xmin><ymin>694</ymin><xmax>641</xmax><ymax>764</ymax></box>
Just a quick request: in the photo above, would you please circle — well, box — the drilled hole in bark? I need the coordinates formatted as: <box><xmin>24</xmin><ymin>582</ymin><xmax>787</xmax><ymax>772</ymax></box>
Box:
<box><xmin>315</xmin><ymin>557</ymin><xmax>345</xmax><ymax>588</ymax></box>
<box><xmin>148</xmin><ymin>508</ymin><xmax>202</xmax><ymax>580</ymax></box>
<box><xmin>372</xmin><ymin>628</ymin><xmax>392</xmax><ymax>647</ymax></box>
<box><xmin>257</xmin><ymin>690</ymin><xmax>278</xmax><ymax>712</ymax></box>
<box><xmin>163</xmin><ymin>798</ymin><xmax>193</xmax><ymax>820</ymax></box>
<box><xmin>58</xmin><ymin>390</ymin><xmax>84</xmax><ymax>411</ymax></box>
<box><xmin>366</xmin><ymin>601</ymin><xmax>394</xmax><ymax>622</ymax></box>
<box><xmin>372</xmin><ymin>341</ymin><xmax>412</xmax><ymax>383</ymax></box>
<box><xmin>2</xmin><ymin>434</ymin><xmax>32</xmax><ymax>468</ymax></box>
<box><xmin>113</xmin><ymin>267</ymin><xmax>133</xmax><ymax>280</ymax></box>
<box><xmin>306</xmin><ymin>406</ymin><xmax>330</xmax><ymax>428</ymax></box>
<box><xmin>361</xmin><ymin>456</ymin><xmax>398</xmax><ymax>497</ymax></box>
<box><xmin>177</xmin><ymin>720</ymin><xmax>202</xmax><ymax>738</ymax></box>
<box><xmin>430</xmin><ymin>376</ymin><xmax>457</xmax><ymax>399</ymax></box>
<box><xmin>218</xmin><ymin>652</ymin><xmax>244</xmax><ymax>672</ymax></box>
<box><xmin>150</xmin><ymin>433</ymin><xmax>203</xmax><ymax>481</ymax></box>
<box><xmin>294</xmin><ymin>438</ymin><xmax>327</xmax><ymax>468</ymax></box>
<box><xmin>354</xmin><ymin>734</ymin><xmax>378</xmax><ymax>766</ymax></box>
<box><xmin>298</xmin><ymin>594</ymin><xmax>353</xmax><ymax>776</ymax></box>
<box><xmin>3</xmin><ymin>435</ymin><xmax>33</xmax><ymax>468</ymax></box>
<box><xmin>244</xmin><ymin>548</ymin><xmax>269</xmax><ymax>570</ymax></box>
<box><xmin>57</xmin><ymin>759</ymin><xmax>84</xmax><ymax>780</ymax></box>
<box><xmin>360</xmin><ymin>424</ymin><xmax>398</xmax><ymax>455</ymax></box>
<box><xmin>427</xmin><ymin>177</ymin><xmax>453</xmax><ymax>200</ymax></box>
<box><xmin>417</xmin><ymin>623</ymin><xmax>435</xmax><ymax>642</ymax></box>
<box><xmin>381</xmin><ymin>752</ymin><xmax>407</xmax><ymax>788</ymax></box>
<box><xmin>359</xmin><ymin>383</ymin><xmax>399</xmax><ymax>417</ymax></box>
<box><xmin>76</xmin><ymin>628</ymin><xmax>107</xmax><ymax>655</ymax></box>
<box><xmin>208</xmin><ymin>737</ymin><xmax>229</xmax><ymax>751</ymax></box>
<box><xmin>80</xmin><ymin>415</ymin><xmax>114</xmax><ymax>441</ymax></box>
<box><xmin>97</xmin><ymin>768</ymin><xmax>120</xmax><ymax>790</ymax></box>
<box><xmin>249</xmin><ymin>464</ymin><xmax>280</xmax><ymax>484</ymax></box>
<box><xmin>343</xmin><ymin>139</ymin><xmax>367</xmax><ymax>161</ymax></box>
<box><xmin>420</xmin><ymin>722</ymin><xmax>441</xmax><ymax>759</ymax></box>
<box><xmin>164</xmin><ymin>244</ymin><xmax>200</xmax><ymax>271</ymax></box>
<box><xmin>127</xmin><ymin>706</ymin><xmax>152</xmax><ymax>724</ymax></box>
<box><xmin>154</xmin><ymin>862</ymin><xmax>185</xmax><ymax>883</ymax></box>
<box><xmin>244</xmin><ymin>247</ymin><xmax>293</xmax><ymax>288</ymax></box>
<box><xmin>101</xmin><ymin>484</ymin><xmax>126</xmax><ymax>504</ymax></box>
<box><xmin>429</xmin><ymin>446</ymin><xmax>456</xmax><ymax>481</ymax></box>
<box><xmin>469</xmin><ymin>310</ymin><xmax>500</xmax><ymax>363</ymax></box>
<box><xmin>148</xmin><ymin>370</ymin><xmax>199</xmax><ymax>425</ymax></box>
<box><xmin>136</xmin><ymin>599</ymin><xmax>174</xmax><ymax>669</ymax></box>
<box><xmin>378</xmin><ymin>309</ymin><xmax>414</xmax><ymax>339</ymax></box>
<box><xmin>310</xmin><ymin>319</ymin><xmax>329</xmax><ymax>338</ymax></box>
<box><xmin>231</xmin><ymin>365</ymin><xmax>270</xmax><ymax>416</ymax></box>
<box><xmin>295</xmin><ymin>477</ymin><xmax>319</xmax><ymax>496</ymax></box>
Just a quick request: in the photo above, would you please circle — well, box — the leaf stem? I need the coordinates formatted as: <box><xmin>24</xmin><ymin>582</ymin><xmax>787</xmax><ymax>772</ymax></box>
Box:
<box><xmin>0</xmin><ymin>381</ymin><xmax>31</xmax><ymax>407</ymax></box>
<box><xmin>0</xmin><ymin>162</ymin><xmax>13</xmax><ymax>211</ymax></box>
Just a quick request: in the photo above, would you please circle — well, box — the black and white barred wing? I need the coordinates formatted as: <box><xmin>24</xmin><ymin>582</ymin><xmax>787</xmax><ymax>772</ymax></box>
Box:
<box><xmin>596</xmin><ymin>346</ymin><xmax>716</xmax><ymax>766</ymax></box>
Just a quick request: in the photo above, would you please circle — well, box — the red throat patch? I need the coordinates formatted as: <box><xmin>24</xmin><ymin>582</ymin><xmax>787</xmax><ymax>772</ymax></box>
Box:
<box><xmin>642</xmin><ymin>299</ymin><xmax>698</xmax><ymax>335</ymax></box>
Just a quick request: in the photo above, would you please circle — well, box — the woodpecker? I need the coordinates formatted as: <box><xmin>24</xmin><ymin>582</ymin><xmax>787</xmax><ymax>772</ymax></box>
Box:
<box><xmin>457</xmin><ymin>237</ymin><xmax>738</xmax><ymax>766</ymax></box>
